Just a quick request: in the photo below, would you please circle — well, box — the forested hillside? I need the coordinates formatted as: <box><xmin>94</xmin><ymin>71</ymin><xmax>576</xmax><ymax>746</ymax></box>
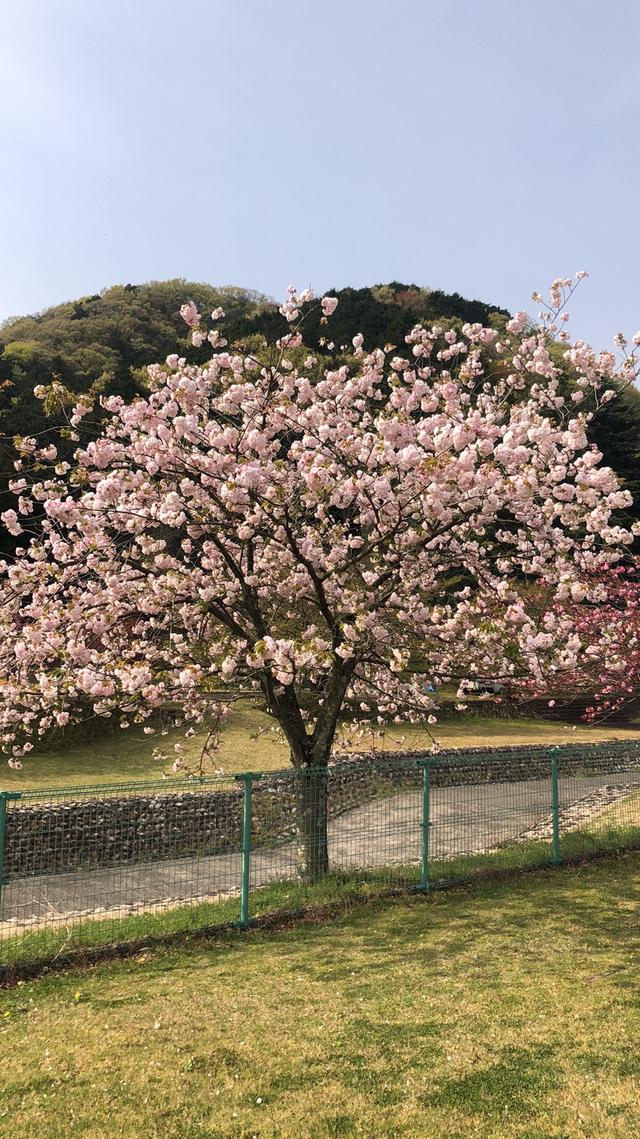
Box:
<box><xmin>1</xmin><ymin>277</ymin><xmax>639</xmax><ymax>550</ymax></box>
<box><xmin>0</xmin><ymin>278</ymin><xmax>510</xmax><ymax>415</ymax></box>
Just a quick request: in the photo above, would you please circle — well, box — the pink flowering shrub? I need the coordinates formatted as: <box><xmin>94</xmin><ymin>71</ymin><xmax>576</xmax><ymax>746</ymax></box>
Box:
<box><xmin>0</xmin><ymin>277</ymin><xmax>638</xmax><ymax>784</ymax></box>
<box><xmin>511</xmin><ymin>561</ymin><xmax>640</xmax><ymax>722</ymax></box>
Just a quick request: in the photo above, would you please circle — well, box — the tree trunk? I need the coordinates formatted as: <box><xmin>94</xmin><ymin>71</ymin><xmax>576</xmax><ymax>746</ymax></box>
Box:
<box><xmin>295</xmin><ymin>760</ymin><xmax>329</xmax><ymax>884</ymax></box>
<box><xmin>271</xmin><ymin>672</ymin><xmax>351</xmax><ymax>886</ymax></box>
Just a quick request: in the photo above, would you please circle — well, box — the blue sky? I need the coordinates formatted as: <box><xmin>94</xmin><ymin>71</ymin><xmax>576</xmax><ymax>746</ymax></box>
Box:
<box><xmin>1</xmin><ymin>0</ymin><xmax>638</xmax><ymax>349</ymax></box>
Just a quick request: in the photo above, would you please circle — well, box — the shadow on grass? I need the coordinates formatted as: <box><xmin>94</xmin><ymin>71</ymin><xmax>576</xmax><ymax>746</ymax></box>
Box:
<box><xmin>419</xmin><ymin>1042</ymin><xmax>560</xmax><ymax>1120</ymax></box>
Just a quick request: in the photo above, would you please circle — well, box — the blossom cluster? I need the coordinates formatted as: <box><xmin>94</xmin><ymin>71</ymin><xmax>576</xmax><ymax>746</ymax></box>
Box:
<box><xmin>512</xmin><ymin>563</ymin><xmax>640</xmax><ymax>722</ymax></box>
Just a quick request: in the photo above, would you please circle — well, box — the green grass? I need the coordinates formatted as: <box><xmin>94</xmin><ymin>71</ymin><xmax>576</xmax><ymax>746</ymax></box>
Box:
<box><xmin>2</xmin><ymin>853</ymin><xmax>640</xmax><ymax>1137</ymax></box>
<box><xmin>590</xmin><ymin>786</ymin><xmax>640</xmax><ymax>830</ymax></box>
<box><xmin>5</xmin><ymin>701</ymin><xmax>640</xmax><ymax>790</ymax></box>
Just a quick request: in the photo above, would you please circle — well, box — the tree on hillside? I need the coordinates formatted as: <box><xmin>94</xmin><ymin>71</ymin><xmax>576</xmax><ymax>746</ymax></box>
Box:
<box><xmin>2</xmin><ymin>275</ymin><xmax>639</xmax><ymax>551</ymax></box>
<box><xmin>0</xmin><ymin>277</ymin><xmax>637</xmax><ymax>878</ymax></box>
<box><xmin>289</xmin><ymin>283</ymin><xmax>510</xmax><ymax>356</ymax></box>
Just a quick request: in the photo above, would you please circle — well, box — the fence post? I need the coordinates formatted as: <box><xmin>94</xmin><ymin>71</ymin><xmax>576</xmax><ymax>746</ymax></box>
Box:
<box><xmin>417</xmin><ymin>759</ymin><xmax>432</xmax><ymax>891</ymax></box>
<box><xmin>234</xmin><ymin>772</ymin><xmax>261</xmax><ymax>927</ymax></box>
<box><xmin>550</xmin><ymin>750</ymin><xmax>562</xmax><ymax>865</ymax></box>
<box><xmin>0</xmin><ymin>791</ymin><xmax>21</xmax><ymax>909</ymax></box>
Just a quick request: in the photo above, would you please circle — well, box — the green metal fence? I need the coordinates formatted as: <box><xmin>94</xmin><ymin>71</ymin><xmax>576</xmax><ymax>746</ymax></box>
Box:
<box><xmin>2</xmin><ymin>740</ymin><xmax>640</xmax><ymax>975</ymax></box>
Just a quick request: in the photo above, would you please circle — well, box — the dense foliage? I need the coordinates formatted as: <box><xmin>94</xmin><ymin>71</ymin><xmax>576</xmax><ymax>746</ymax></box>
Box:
<box><xmin>520</xmin><ymin>561</ymin><xmax>640</xmax><ymax>721</ymax></box>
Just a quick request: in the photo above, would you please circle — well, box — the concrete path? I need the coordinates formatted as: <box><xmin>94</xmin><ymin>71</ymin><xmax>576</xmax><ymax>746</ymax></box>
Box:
<box><xmin>1</xmin><ymin>771</ymin><xmax>634</xmax><ymax>930</ymax></box>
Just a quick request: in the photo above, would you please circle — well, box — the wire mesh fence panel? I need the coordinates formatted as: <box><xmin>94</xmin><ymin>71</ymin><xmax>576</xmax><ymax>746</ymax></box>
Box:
<box><xmin>554</xmin><ymin>742</ymin><xmax>640</xmax><ymax>859</ymax></box>
<box><xmin>248</xmin><ymin>770</ymin><xmax>303</xmax><ymax>893</ymax></box>
<box><xmin>426</xmin><ymin>751</ymin><xmax>557</xmax><ymax>882</ymax></box>
<box><xmin>423</xmin><ymin>742</ymin><xmax>640</xmax><ymax>883</ymax></box>
<box><xmin>3</xmin><ymin>739</ymin><xmax>640</xmax><ymax>971</ymax></box>
<box><xmin>0</xmin><ymin>776</ymin><xmax>244</xmax><ymax>968</ymax></box>
<box><xmin>327</xmin><ymin>758</ymin><xmax>422</xmax><ymax>890</ymax></box>
<box><xmin>246</xmin><ymin>759</ymin><xmax>423</xmax><ymax>897</ymax></box>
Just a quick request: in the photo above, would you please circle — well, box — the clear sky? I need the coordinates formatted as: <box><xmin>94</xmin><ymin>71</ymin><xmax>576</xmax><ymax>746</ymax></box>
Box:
<box><xmin>1</xmin><ymin>0</ymin><xmax>638</xmax><ymax>349</ymax></box>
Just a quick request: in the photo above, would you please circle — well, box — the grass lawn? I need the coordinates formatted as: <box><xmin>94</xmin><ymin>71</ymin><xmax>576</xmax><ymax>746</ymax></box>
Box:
<box><xmin>1</xmin><ymin>853</ymin><xmax>640</xmax><ymax>1138</ymax></box>
<box><xmin>4</xmin><ymin>701</ymin><xmax>640</xmax><ymax>791</ymax></box>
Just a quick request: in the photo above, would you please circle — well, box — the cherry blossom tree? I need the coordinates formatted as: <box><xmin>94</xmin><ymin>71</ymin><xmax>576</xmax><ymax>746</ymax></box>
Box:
<box><xmin>0</xmin><ymin>275</ymin><xmax>638</xmax><ymax>877</ymax></box>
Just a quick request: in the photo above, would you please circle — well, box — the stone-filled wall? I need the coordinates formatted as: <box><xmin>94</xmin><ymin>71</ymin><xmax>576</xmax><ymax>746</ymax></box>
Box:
<box><xmin>4</xmin><ymin>789</ymin><xmax>244</xmax><ymax>879</ymax></box>
<box><xmin>5</xmin><ymin>742</ymin><xmax>640</xmax><ymax>880</ymax></box>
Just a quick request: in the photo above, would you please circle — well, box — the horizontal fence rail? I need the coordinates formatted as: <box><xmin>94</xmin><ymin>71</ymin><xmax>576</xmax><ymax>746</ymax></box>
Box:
<box><xmin>2</xmin><ymin>739</ymin><xmax>640</xmax><ymax>975</ymax></box>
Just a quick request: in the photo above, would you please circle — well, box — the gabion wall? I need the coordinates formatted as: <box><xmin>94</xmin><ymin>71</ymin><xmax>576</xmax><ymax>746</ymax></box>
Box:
<box><xmin>6</xmin><ymin>742</ymin><xmax>640</xmax><ymax>879</ymax></box>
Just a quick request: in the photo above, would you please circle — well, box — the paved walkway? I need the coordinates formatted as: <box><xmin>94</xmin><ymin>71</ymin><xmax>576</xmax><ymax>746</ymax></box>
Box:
<box><xmin>1</xmin><ymin>772</ymin><xmax>635</xmax><ymax>931</ymax></box>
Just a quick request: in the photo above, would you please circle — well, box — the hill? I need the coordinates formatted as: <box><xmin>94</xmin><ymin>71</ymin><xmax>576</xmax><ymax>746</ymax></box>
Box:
<box><xmin>1</xmin><ymin>277</ymin><xmax>638</xmax><ymax>550</ymax></box>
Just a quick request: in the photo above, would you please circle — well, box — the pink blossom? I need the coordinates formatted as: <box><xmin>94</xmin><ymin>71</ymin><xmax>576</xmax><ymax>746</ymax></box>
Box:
<box><xmin>1</xmin><ymin>510</ymin><xmax>22</xmax><ymax>536</ymax></box>
<box><xmin>507</xmin><ymin>312</ymin><xmax>529</xmax><ymax>335</ymax></box>
<box><xmin>321</xmin><ymin>296</ymin><xmax>338</xmax><ymax>316</ymax></box>
<box><xmin>179</xmin><ymin>301</ymin><xmax>200</xmax><ymax>328</ymax></box>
